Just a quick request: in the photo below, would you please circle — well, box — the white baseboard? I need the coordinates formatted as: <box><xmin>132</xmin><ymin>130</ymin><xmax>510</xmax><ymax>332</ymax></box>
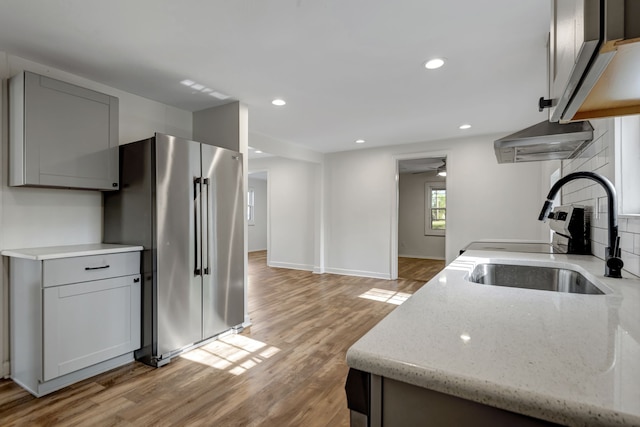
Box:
<box><xmin>268</xmin><ymin>261</ymin><xmax>314</xmax><ymax>271</ymax></box>
<box><xmin>265</xmin><ymin>261</ymin><xmax>390</xmax><ymax>279</ymax></box>
<box><xmin>242</xmin><ymin>315</ymin><xmax>252</xmax><ymax>328</ymax></box>
<box><xmin>398</xmin><ymin>254</ymin><xmax>446</xmax><ymax>261</ymax></box>
<box><xmin>3</xmin><ymin>361</ymin><xmax>10</xmax><ymax>379</ymax></box>
<box><xmin>324</xmin><ymin>267</ymin><xmax>391</xmax><ymax>280</ymax></box>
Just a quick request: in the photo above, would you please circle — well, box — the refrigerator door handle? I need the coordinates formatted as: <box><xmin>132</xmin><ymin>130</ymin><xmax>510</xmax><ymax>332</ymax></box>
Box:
<box><xmin>194</xmin><ymin>177</ymin><xmax>202</xmax><ymax>276</ymax></box>
<box><xmin>203</xmin><ymin>178</ymin><xmax>211</xmax><ymax>275</ymax></box>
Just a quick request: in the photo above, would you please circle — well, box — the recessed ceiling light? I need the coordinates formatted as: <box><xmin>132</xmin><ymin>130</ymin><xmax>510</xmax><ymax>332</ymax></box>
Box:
<box><xmin>355</xmin><ymin>139</ymin><xmax>365</xmax><ymax>144</ymax></box>
<box><xmin>180</xmin><ymin>79</ymin><xmax>195</xmax><ymax>86</ymax></box>
<box><xmin>424</xmin><ymin>58</ymin><xmax>445</xmax><ymax>70</ymax></box>
<box><xmin>272</xmin><ymin>99</ymin><xmax>286</xmax><ymax>106</ymax></box>
<box><xmin>255</xmin><ymin>150</ymin><xmax>263</xmax><ymax>154</ymax></box>
<box><xmin>191</xmin><ymin>83</ymin><xmax>205</xmax><ymax>91</ymax></box>
<box><xmin>459</xmin><ymin>124</ymin><xmax>471</xmax><ymax>130</ymax></box>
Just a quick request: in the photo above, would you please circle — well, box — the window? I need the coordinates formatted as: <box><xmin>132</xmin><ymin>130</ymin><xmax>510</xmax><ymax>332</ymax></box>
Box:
<box><xmin>615</xmin><ymin>115</ymin><xmax>640</xmax><ymax>215</ymax></box>
<box><xmin>247</xmin><ymin>187</ymin><xmax>255</xmax><ymax>225</ymax></box>
<box><xmin>425</xmin><ymin>186</ymin><xmax>446</xmax><ymax>235</ymax></box>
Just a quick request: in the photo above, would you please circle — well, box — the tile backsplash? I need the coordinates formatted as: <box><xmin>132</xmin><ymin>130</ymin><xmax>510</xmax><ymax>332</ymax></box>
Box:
<box><xmin>561</xmin><ymin>118</ymin><xmax>640</xmax><ymax>277</ymax></box>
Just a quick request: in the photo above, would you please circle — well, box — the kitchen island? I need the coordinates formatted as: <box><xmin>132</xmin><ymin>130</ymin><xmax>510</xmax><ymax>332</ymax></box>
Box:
<box><xmin>346</xmin><ymin>249</ymin><xmax>640</xmax><ymax>426</ymax></box>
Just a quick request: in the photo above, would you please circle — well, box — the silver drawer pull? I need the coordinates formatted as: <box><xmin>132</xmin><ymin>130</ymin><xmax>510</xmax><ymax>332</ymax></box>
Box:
<box><xmin>84</xmin><ymin>265</ymin><xmax>110</xmax><ymax>271</ymax></box>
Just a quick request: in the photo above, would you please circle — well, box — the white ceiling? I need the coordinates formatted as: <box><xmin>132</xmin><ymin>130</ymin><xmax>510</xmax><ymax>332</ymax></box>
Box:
<box><xmin>0</xmin><ymin>1</ymin><xmax>550</xmax><ymax>154</ymax></box>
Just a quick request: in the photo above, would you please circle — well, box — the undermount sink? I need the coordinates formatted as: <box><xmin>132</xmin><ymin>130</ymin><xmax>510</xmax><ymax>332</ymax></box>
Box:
<box><xmin>468</xmin><ymin>263</ymin><xmax>604</xmax><ymax>295</ymax></box>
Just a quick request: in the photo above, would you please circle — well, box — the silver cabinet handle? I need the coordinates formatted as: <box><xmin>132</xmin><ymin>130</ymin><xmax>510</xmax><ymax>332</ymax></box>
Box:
<box><xmin>85</xmin><ymin>265</ymin><xmax>110</xmax><ymax>271</ymax></box>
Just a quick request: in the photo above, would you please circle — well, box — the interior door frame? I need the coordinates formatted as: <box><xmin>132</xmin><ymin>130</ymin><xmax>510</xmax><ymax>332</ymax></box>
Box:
<box><xmin>391</xmin><ymin>150</ymin><xmax>449</xmax><ymax>280</ymax></box>
<box><xmin>247</xmin><ymin>169</ymin><xmax>270</xmax><ymax>264</ymax></box>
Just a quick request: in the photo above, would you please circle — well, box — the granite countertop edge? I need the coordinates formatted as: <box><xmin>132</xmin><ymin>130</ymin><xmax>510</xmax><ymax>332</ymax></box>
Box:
<box><xmin>1</xmin><ymin>243</ymin><xmax>144</xmax><ymax>260</ymax></box>
<box><xmin>346</xmin><ymin>348</ymin><xmax>637</xmax><ymax>426</ymax></box>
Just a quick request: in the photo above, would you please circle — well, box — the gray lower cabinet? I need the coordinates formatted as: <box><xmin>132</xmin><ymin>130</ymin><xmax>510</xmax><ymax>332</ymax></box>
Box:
<box><xmin>7</xmin><ymin>249</ymin><xmax>141</xmax><ymax>397</ymax></box>
<box><xmin>348</xmin><ymin>372</ymin><xmax>560</xmax><ymax>427</ymax></box>
<box><xmin>9</xmin><ymin>70</ymin><xmax>119</xmax><ymax>190</ymax></box>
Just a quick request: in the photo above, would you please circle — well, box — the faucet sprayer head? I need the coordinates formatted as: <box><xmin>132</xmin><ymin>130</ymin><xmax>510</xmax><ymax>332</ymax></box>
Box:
<box><xmin>538</xmin><ymin>200</ymin><xmax>553</xmax><ymax>222</ymax></box>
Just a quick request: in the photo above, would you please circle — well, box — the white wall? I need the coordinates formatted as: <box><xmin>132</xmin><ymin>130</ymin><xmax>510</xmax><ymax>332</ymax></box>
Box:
<box><xmin>0</xmin><ymin>53</ymin><xmax>193</xmax><ymax>377</ymax></box>
<box><xmin>398</xmin><ymin>172</ymin><xmax>446</xmax><ymax>260</ymax></box>
<box><xmin>324</xmin><ymin>149</ymin><xmax>394</xmax><ymax>278</ymax></box>
<box><xmin>0</xmin><ymin>53</ymin><xmax>192</xmax><ymax>249</ymax></box>
<box><xmin>249</xmin><ymin>156</ymin><xmax>320</xmax><ymax>271</ymax></box>
<box><xmin>248</xmin><ymin>176</ymin><xmax>268</xmax><ymax>252</ymax></box>
<box><xmin>324</xmin><ymin>134</ymin><xmax>548</xmax><ymax>278</ymax></box>
<box><xmin>249</xmin><ymin>132</ymin><xmax>323</xmax><ymax>164</ymax></box>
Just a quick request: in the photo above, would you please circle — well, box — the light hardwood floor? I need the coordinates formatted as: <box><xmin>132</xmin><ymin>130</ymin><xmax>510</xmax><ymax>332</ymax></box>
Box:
<box><xmin>0</xmin><ymin>252</ymin><xmax>444</xmax><ymax>426</ymax></box>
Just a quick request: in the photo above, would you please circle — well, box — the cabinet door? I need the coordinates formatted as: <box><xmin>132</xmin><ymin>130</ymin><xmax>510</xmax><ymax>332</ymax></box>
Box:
<box><xmin>16</xmin><ymin>71</ymin><xmax>119</xmax><ymax>190</ymax></box>
<box><xmin>42</xmin><ymin>275</ymin><xmax>140</xmax><ymax>381</ymax></box>
<box><xmin>548</xmin><ymin>0</ymin><xmax>600</xmax><ymax>121</ymax></box>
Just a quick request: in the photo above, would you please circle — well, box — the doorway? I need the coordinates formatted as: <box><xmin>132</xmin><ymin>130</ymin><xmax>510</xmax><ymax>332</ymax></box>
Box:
<box><xmin>393</xmin><ymin>155</ymin><xmax>447</xmax><ymax>280</ymax></box>
<box><xmin>248</xmin><ymin>170</ymin><xmax>268</xmax><ymax>266</ymax></box>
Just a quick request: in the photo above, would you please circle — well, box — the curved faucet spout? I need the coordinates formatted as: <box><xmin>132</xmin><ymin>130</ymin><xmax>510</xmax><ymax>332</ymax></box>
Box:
<box><xmin>538</xmin><ymin>171</ymin><xmax>623</xmax><ymax>278</ymax></box>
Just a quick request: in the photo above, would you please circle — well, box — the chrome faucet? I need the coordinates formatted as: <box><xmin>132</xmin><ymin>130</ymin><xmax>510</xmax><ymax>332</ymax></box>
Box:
<box><xmin>538</xmin><ymin>171</ymin><xmax>623</xmax><ymax>278</ymax></box>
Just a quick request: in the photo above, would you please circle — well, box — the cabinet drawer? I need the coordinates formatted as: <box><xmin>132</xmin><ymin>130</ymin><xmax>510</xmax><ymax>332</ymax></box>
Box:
<box><xmin>42</xmin><ymin>252</ymin><xmax>140</xmax><ymax>287</ymax></box>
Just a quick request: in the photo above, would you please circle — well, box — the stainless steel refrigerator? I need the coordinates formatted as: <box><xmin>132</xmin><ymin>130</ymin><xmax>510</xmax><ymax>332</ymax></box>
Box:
<box><xmin>104</xmin><ymin>132</ymin><xmax>244</xmax><ymax>367</ymax></box>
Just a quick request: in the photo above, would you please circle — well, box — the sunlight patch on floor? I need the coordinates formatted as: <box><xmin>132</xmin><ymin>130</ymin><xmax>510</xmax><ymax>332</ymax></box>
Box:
<box><xmin>358</xmin><ymin>288</ymin><xmax>412</xmax><ymax>305</ymax></box>
<box><xmin>181</xmin><ymin>334</ymin><xmax>280</xmax><ymax>375</ymax></box>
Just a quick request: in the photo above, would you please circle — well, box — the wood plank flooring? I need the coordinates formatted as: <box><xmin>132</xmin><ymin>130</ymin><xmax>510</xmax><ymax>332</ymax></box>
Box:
<box><xmin>0</xmin><ymin>252</ymin><xmax>444</xmax><ymax>426</ymax></box>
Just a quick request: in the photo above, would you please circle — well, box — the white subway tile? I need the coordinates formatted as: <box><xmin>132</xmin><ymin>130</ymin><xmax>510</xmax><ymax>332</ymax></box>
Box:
<box><xmin>592</xmin><ymin>214</ymin><xmax>608</xmax><ymax>229</ymax></box>
<box><xmin>592</xmin><ymin>241</ymin><xmax>606</xmax><ymax>260</ymax></box>
<box><xmin>592</xmin><ymin>120</ymin><xmax>607</xmax><ymax>141</ymax></box>
<box><xmin>593</xmin><ymin>184</ymin><xmax>606</xmax><ymax>199</ymax></box>
<box><xmin>619</xmin><ymin>231</ymin><xmax>634</xmax><ymax>252</ymax></box>
<box><xmin>595</xmin><ymin>149</ymin><xmax>606</xmax><ymax>169</ymax></box>
<box><xmin>635</xmin><ymin>233</ymin><xmax>640</xmax><ymax>255</ymax></box>
<box><xmin>597</xmin><ymin>196</ymin><xmax>608</xmax><ymax>214</ymax></box>
<box><xmin>621</xmin><ymin>250</ymin><xmax>640</xmax><ymax>277</ymax></box>
<box><xmin>592</xmin><ymin>227</ymin><xmax>608</xmax><ymax>245</ymax></box>
<box><xmin>618</xmin><ymin>217</ymin><xmax>628</xmax><ymax>232</ymax></box>
<box><xmin>627</xmin><ymin>218</ymin><xmax>640</xmax><ymax>234</ymax></box>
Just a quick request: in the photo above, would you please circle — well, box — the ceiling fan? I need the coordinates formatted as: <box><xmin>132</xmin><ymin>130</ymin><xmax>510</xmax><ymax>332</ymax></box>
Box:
<box><xmin>398</xmin><ymin>157</ymin><xmax>446</xmax><ymax>175</ymax></box>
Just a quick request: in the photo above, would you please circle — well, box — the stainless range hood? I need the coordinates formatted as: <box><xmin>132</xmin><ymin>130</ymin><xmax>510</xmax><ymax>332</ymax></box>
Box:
<box><xmin>494</xmin><ymin>120</ymin><xmax>593</xmax><ymax>163</ymax></box>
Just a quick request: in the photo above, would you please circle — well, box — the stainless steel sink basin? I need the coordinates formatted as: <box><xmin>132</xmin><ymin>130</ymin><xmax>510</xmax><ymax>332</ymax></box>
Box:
<box><xmin>468</xmin><ymin>263</ymin><xmax>604</xmax><ymax>295</ymax></box>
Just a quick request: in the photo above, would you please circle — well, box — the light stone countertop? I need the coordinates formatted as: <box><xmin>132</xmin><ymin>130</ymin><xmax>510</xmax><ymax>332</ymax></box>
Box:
<box><xmin>346</xmin><ymin>250</ymin><xmax>640</xmax><ymax>426</ymax></box>
<box><xmin>1</xmin><ymin>243</ymin><xmax>144</xmax><ymax>260</ymax></box>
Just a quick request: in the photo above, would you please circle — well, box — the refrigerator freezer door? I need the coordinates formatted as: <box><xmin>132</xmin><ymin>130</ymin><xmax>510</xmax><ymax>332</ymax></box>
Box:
<box><xmin>155</xmin><ymin>134</ymin><xmax>203</xmax><ymax>357</ymax></box>
<box><xmin>201</xmin><ymin>144</ymin><xmax>245</xmax><ymax>339</ymax></box>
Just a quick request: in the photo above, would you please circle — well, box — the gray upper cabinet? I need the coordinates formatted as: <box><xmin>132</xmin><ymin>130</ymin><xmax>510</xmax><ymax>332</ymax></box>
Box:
<box><xmin>9</xmin><ymin>71</ymin><xmax>119</xmax><ymax>191</ymax></box>
<box><xmin>546</xmin><ymin>0</ymin><xmax>640</xmax><ymax>122</ymax></box>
